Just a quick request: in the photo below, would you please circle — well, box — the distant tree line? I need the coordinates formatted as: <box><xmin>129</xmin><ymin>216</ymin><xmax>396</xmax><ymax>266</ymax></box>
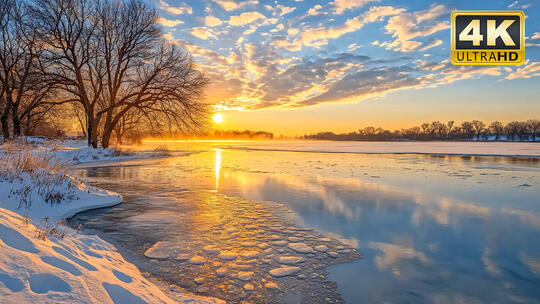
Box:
<box><xmin>0</xmin><ymin>0</ymin><xmax>208</xmax><ymax>148</ymax></box>
<box><xmin>302</xmin><ymin>120</ymin><xmax>540</xmax><ymax>142</ymax></box>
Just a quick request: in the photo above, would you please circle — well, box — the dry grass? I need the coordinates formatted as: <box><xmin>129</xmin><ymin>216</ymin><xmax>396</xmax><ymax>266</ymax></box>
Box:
<box><xmin>34</xmin><ymin>217</ymin><xmax>67</xmax><ymax>241</ymax></box>
<box><xmin>1</xmin><ymin>142</ymin><xmax>80</xmax><ymax>208</ymax></box>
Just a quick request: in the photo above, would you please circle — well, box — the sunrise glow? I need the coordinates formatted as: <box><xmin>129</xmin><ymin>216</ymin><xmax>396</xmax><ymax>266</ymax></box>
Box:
<box><xmin>212</xmin><ymin>113</ymin><xmax>223</xmax><ymax>124</ymax></box>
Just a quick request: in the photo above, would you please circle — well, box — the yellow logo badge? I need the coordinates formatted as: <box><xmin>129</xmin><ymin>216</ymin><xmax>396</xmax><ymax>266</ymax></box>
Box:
<box><xmin>451</xmin><ymin>11</ymin><xmax>525</xmax><ymax>65</ymax></box>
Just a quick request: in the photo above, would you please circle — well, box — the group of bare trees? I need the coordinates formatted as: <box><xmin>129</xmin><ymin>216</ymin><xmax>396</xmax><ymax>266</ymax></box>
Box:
<box><xmin>0</xmin><ymin>0</ymin><xmax>208</xmax><ymax>148</ymax></box>
<box><xmin>303</xmin><ymin>119</ymin><xmax>540</xmax><ymax>142</ymax></box>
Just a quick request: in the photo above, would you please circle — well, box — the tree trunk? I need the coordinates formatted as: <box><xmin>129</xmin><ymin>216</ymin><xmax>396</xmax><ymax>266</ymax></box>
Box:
<box><xmin>101</xmin><ymin>125</ymin><xmax>113</xmax><ymax>148</ymax></box>
<box><xmin>86</xmin><ymin>114</ymin><xmax>98</xmax><ymax>148</ymax></box>
<box><xmin>101</xmin><ymin>110</ymin><xmax>113</xmax><ymax>148</ymax></box>
<box><xmin>11</xmin><ymin>105</ymin><xmax>21</xmax><ymax>137</ymax></box>
<box><xmin>1</xmin><ymin>109</ymin><xmax>10</xmax><ymax>141</ymax></box>
<box><xmin>116</xmin><ymin>130</ymin><xmax>123</xmax><ymax>145</ymax></box>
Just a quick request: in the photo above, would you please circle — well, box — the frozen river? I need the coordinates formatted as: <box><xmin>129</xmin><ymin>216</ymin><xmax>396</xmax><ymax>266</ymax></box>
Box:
<box><xmin>70</xmin><ymin>141</ymin><xmax>540</xmax><ymax>303</ymax></box>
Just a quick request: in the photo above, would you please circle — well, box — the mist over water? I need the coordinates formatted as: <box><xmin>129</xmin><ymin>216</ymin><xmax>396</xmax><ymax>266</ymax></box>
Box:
<box><xmin>72</xmin><ymin>141</ymin><xmax>540</xmax><ymax>303</ymax></box>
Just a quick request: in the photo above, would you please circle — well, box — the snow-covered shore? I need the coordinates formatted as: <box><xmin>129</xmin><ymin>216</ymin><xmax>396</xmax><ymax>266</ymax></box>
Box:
<box><xmin>0</xmin><ymin>139</ymin><xmax>223</xmax><ymax>304</ymax></box>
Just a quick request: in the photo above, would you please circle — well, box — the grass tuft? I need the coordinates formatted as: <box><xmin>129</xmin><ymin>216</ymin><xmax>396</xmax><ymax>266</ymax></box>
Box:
<box><xmin>1</xmin><ymin>142</ymin><xmax>80</xmax><ymax>208</ymax></box>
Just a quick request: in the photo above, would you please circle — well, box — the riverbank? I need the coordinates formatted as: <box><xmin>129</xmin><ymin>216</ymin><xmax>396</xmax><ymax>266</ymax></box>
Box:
<box><xmin>0</xmin><ymin>139</ymin><xmax>223</xmax><ymax>304</ymax></box>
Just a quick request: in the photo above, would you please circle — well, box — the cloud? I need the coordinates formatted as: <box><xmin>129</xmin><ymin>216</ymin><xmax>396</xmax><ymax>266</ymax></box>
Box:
<box><xmin>158</xmin><ymin>0</ymin><xmax>192</xmax><ymax>15</ymax></box>
<box><xmin>205</xmin><ymin>16</ymin><xmax>223</xmax><ymax>27</ymax></box>
<box><xmin>527</xmin><ymin>33</ymin><xmax>540</xmax><ymax>47</ymax></box>
<box><xmin>229</xmin><ymin>12</ymin><xmax>266</xmax><ymax>26</ymax></box>
<box><xmin>189</xmin><ymin>27</ymin><xmax>216</xmax><ymax>39</ymax></box>
<box><xmin>296</xmin><ymin>65</ymin><xmax>423</xmax><ymax>107</ymax></box>
<box><xmin>382</xmin><ymin>4</ymin><xmax>450</xmax><ymax>52</ymax></box>
<box><xmin>213</xmin><ymin>0</ymin><xmax>258</xmax><ymax>11</ymax></box>
<box><xmin>331</xmin><ymin>0</ymin><xmax>381</xmax><ymax>14</ymax></box>
<box><xmin>306</xmin><ymin>4</ymin><xmax>325</xmax><ymax>16</ymax></box>
<box><xmin>506</xmin><ymin>61</ymin><xmax>540</xmax><ymax>80</ymax></box>
<box><xmin>347</xmin><ymin>43</ymin><xmax>362</xmax><ymax>51</ymax></box>
<box><xmin>156</xmin><ymin>17</ymin><xmax>183</xmax><ymax>27</ymax></box>
<box><xmin>414</xmin><ymin>59</ymin><xmax>444</xmax><ymax>71</ymax></box>
<box><xmin>298</xmin><ymin>6</ymin><xmax>405</xmax><ymax>47</ymax></box>
<box><xmin>370</xmin><ymin>241</ymin><xmax>430</xmax><ymax>277</ymax></box>
<box><xmin>419</xmin><ymin>39</ymin><xmax>442</xmax><ymax>51</ymax></box>
<box><xmin>435</xmin><ymin>63</ymin><xmax>502</xmax><ymax>84</ymax></box>
<box><xmin>276</xmin><ymin>5</ymin><xmax>295</xmax><ymax>17</ymax></box>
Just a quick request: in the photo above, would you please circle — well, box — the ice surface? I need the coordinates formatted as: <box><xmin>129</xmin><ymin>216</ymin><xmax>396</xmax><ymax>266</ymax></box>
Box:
<box><xmin>288</xmin><ymin>243</ymin><xmax>315</xmax><ymax>253</ymax></box>
<box><xmin>269</xmin><ymin>266</ymin><xmax>301</xmax><ymax>277</ymax></box>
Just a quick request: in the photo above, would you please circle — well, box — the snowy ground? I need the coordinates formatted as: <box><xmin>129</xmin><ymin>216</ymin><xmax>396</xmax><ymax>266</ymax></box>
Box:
<box><xmin>0</xmin><ymin>138</ymin><xmax>223</xmax><ymax>304</ymax></box>
<box><xmin>18</xmin><ymin>137</ymin><xmax>155</xmax><ymax>165</ymax></box>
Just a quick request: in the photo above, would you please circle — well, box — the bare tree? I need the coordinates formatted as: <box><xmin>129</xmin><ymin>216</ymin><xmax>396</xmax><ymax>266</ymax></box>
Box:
<box><xmin>461</xmin><ymin>121</ymin><xmax>474</xmax><ymax>139</ymax></box>
<box><xmin>472</xmin><ymin>120</ymin><xmax>485</xmax><ymax>140</ymax></box>
<box><xmin>446</xmin><ymin>120</ymin><xmax>454</xmax><ymax>139</ymax></box>
<box><xmin>29</xmin><ymin>0</ymin><xmax>208</xmax><ymax>148</ymax></box>
<box><xmin>489</xmin><ymin>121</ymin><xmax>504</xmax><ymax>141</ymax></box>
<box><xmin>112</xmin><ymin>108</ymin><xmax>147</xmax><ymax>144</ymax></box>
<box><xmin>527</xmin><ymin>119</ymin><xmax>540</xmax><ymax>142</ymax></box>
<box><xmin>505</xmin><ymin>121</ymin><xmax>523</xmax><ymax>141</ymax></box>
<box><xmin>420</xmin><ymin>122</ymin><xmax>430</xmax><ymax>135</ymax></box>
<box><xmin>430</xmin><ymin>121</ymin><xmax>446</xmax><ymax>138</ymax></box>
<box><xmin>0</xmin><ymin>0</ymin><xmax>55</xmax><ymax>139</ymax></box>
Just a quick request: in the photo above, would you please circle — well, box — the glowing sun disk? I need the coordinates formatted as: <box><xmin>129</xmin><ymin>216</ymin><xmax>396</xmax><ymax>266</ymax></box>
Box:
<box><xmin>213</xmin><ymin>113</ymin><xmax>223</xmax><ymax>123</ymax></box>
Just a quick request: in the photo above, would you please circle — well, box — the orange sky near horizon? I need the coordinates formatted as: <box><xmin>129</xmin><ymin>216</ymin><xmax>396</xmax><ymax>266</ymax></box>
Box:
<box><xmin>212</xmin><ymin>77</ymin><xmax>540</xmax><ymax>136</ymax></box>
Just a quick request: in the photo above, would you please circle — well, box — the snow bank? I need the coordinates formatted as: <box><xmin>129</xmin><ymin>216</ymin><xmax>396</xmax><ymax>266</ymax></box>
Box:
<box><xmin>0</xmin><ymin>148</ymin><xmax>122</xmax><ymax>222</ymax></box>
<box><xmin>0</xmin><ymin>208</ymin><xmax>223</xmax><ymax>304</ymax></box>
<box><xmin>0</xmin><ymin>174</ymin><xmax>121</xmax><ymax>222</ymax></box>
<box><xmin>16</xmin><ymin>138</ymin><xmax>142</xmax><ymax>165</ymax></box>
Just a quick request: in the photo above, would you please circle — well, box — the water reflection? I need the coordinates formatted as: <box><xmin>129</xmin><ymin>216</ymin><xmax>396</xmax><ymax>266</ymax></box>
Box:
<box><xmin>74</xmin><ymin>144</ymin><xmax>540</xmax><ymax>303</ymax></box>
<box><xmin>214</xmin><ymin>149</ymin><xmax>221</xmax><ymax>189</ymax></box>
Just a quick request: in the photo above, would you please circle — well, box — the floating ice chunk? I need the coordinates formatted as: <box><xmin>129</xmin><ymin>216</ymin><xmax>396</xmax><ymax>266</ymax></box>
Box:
<box><xmin>271</xmin><ymin>240</ymin><xmax>287</xmax><ymax>247</ymax></box>
<box><xmin>314</xmin><ymin>245</ymin><xmax>329</xmax><ymax>252</ymax></box>
<box><xmin>243</xmin><ymin>283</ymin><xmax>254</xmax><ymax>291</ymax></box>
<box><xmin>269</xmin><ymin>266</ymin><xmax>301</xmax><ymax>277</ymax></box>
<box><xmin>240</xmin><ymin>241</ymin><xmax>257</xmax><ymax>247</ymax></box>
<box><xmin>231</xmin><ymin>263</ymin><xmax>251</xmax><ymax>270</ymax></box>
<box><xmin>288</xmin><ymin>236</ymin><xmax>303</xmax><ymax>242</ymax></box>
<box><xmin>188</xmin><ymin>255</ymin><xmax>205</xmax><ymax>265</ymax></box>
<box><xmin>264</xmin><ymin>281</ymin><xmax>279</xmax><ymax>289</ymax></box>
<box><xmin>202</xmin><ymin>245</ymin><xmax>220</xmax><ymax>255</ymax></box>
<box><xmin>144</xmin><ymin>241</ymin><xmax>173</xmax><ymax>259</ymax></box>
<box><xmin>288</xmin><ymin>243</ymin><xmax>314</xmax><ymax>253</ymax></box>
<box><xmin>240</xmin><ymin>250</ymin><xmax>261</xmax><ymax>259</ymax></box>
<box><xmin>277</xmin><ymin>256</ymin><xmax>306</xmax><ymax>265</ymax></box>
<box><xmin>196</xmin><ymin>285</ymin><xmax>209</xmax><ymax>293</ymax></box>
<box><xmin>216</xmin><ymin>267</ymin><xmax>228</xmax><ymax>277</ymax></box>
<box><xmin>236</xmin><ymin>271</ymin><xmax>253</xmax><ymax>281</ymax></box>
<box><xmin>328</xmin><ymin>251</ymin><xmax>338</xmax><ymax>258</ymax></box>
<box><xmin>257</xmin><ymin>243</ymin><xmax>270</xmax><ymax>249</ymax></box>
<box><xmin>218</xmin><ymin>251</ymin><xmax>237</xmax><ymax>260</ymax></box>
<box><xmin>175</xmin><ymin>253</ymin><xmax>191</xmax><ymax>261</ymax></box>
<box><xmin>194</xmin><ymin>277</ymin><xmax>204</xmax><ymax>284</ymax></box>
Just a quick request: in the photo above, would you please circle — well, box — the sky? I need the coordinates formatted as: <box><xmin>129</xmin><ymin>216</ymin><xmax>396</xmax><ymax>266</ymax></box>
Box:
<box><xmin>153</xmin><ymin>0</ymin><xmax>540</xmax><ymax>135</ymax></box>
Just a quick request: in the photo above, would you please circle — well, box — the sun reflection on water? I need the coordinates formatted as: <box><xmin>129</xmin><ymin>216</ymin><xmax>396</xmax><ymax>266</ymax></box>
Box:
<box><xmin>214</xmin><ymin>148</ymin><xmax>221</xmax><ymax>189</ymax></box>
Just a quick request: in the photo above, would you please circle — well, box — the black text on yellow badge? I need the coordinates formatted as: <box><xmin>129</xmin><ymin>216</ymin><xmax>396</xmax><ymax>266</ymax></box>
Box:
<box><xmin>451</xmin><ymin>11</ymin><xmax>524</xmax><ymax>65</ymax></box>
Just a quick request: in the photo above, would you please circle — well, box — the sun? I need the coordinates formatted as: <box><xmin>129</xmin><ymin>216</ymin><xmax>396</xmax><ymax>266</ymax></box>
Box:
<box><xmin>212</xmin><ymin>113</ymin><xmax>223</xmax><ymax>124</ymax></box>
